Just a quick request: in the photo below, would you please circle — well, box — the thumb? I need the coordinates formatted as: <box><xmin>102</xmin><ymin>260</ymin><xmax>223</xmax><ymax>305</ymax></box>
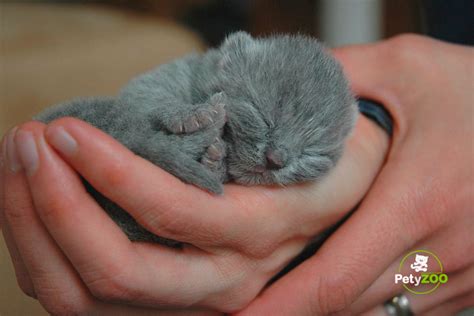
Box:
<box><xmin>237</xmin><ymin>157</ymin><xmax>435</xmax><ymax>315</ymax></box>
<box><xmin>237</xmin><ymin>37</ymin><xmax>423</xmax><ymax>316</ymax></box>
<box><xmin>331</xmin><ymin>36</ymin><xmax>416</xmax><ymax>134</ymax></box>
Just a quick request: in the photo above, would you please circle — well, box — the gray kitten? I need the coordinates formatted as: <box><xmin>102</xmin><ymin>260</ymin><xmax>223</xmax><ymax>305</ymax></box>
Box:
<box><xmin>37</xmin><ymin>32</ymin><xmax>356</xmax><ymax>245</ymax></box>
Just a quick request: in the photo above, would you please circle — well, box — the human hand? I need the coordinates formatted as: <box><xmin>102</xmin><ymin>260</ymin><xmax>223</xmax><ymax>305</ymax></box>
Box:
<box><xmin>0</xmin><ymin>101</ymin><xmax>387</xmax><ymax>313</ymax></box>
<box><xmin>238</xmin><ymin>35</ymin><xmax>474</xmax><ymax>315</ymax></box>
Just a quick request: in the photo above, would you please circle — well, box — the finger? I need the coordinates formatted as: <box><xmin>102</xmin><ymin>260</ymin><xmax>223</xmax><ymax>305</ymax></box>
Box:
<box><xmin>349</xmin><ymin>216</ymin><xmax>474</xmax><ymax>314</ymax></box>
<box><xmin>332</xmin><ymin>40</ymin><xmax>398</xmax><ymax>99</ymax></box>
<box><xmin>44</xmin><ymin>117</ymin><xmax>254</xmax><ymax>245</ymax></box>
<box><xmin>265</xmin><ymin>114</ymin><xmax>390</xmax><ymax>240</ymax></box>
<box><xmin>14</xmin><ymin>122</ymin><xmax>242</xmax><ymax>308</ymax></box>
<box><xmin>43</xmin><ymin>117</ymin><xmax>309</xmax><ymax>248</ymax></box>
<box><xmin>1</xmin><ymin>224</ymin><xmax>37</xmax><ymax>298</ymax></box>
<box><xmin>359</xmin><ymin>267</ymin><xmax>474</xmax><ymax>316</ymax></box>
<box><xmin>11</xmin><ymin>123</ymin><xmax>221</xmax><ymax>310</ymax></box>
<box><xmin>238</xmin><ymin>154</ymin><xmax>458</xmax><ymax>316</ymax></box>
<box><xmin>24</xmin><ymin>116</ymin><xmax>389</xmax><ymax>309</ymax></box>
<box><xmin>418</xmin><ymin>291</ymin><xmax>474</xmax><ymax>316</ymax></box>
<box><xmin>364</xmin><ymin>285</ymin><xmax>474</xmax><ymax>316</ymax></box>
<box><xmin>1</xmin><ymin>130</ymin><xmax>227</xmax><ymax>315</ymax></box>
<box><xmin>332</xmin><ymin>35</ymin><xmax>468</xmax><ymax>139</ymax></box>
<box><xmin>0</xmin><ymin>128</ymin><xmax>36</xmax><ymax>298</ymax></box>
<box><xmin>410</xmin><ymin>266</ymin><xmax>474</xmax><ymax>315</ymax></box>
<box><xmin>238</xmin><ymin>37</ymin><xmax>467</xmax><ymax>315</ymax></box>
<box><xmin>3</xmin><ymin>124</ymin><xmax>99</xmax><ymax>313</ymax></box>
<box><xmin>333</xmin><ymin>35</ymin><xmax>467</xmax><ymax>100</ymax></box>
<box><xmin>1</xmin><ymin>148</ymin><xmax>219</xmax><ymax>316</ymax></box>
<box><xmin>43</xmin><ymin>112</ymin><xmax>387</xmax><ymax>253</ymax></box>
<box><xmin>331</xmin><ymin>37</ymin><xmax>412</xmax><ymax>129</ymax></box>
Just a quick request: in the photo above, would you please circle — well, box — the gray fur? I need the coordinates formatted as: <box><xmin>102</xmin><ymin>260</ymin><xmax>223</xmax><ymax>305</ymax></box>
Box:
<box><xmin>36</xmin><ymin>32</ymin><xmax>356</xmax><ymax>245</ymax></box>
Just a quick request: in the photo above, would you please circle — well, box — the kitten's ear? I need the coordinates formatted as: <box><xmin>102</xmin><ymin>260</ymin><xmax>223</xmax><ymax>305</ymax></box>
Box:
<box><xmin>219</xmin><ymin>31</ymin><xmax>255</xmax><ymax>68</ymax></box>
<box><xmin>221</xmin><ymin>31</ymin><xmax>254</xmax><ymax>51</ymax></box>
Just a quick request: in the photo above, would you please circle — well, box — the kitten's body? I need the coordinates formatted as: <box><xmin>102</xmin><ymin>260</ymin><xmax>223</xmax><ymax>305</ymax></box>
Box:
<box><xmin>37</xmin><ymin>32</ymin><xmax>356</xmax><ymax>244</ymax></box>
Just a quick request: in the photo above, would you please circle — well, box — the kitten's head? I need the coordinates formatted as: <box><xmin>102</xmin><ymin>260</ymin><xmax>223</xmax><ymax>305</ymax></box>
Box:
<box><xmin>217</xmin><ymin>32</ymin><xmax>357</xmax><ymax>186</ymax></box>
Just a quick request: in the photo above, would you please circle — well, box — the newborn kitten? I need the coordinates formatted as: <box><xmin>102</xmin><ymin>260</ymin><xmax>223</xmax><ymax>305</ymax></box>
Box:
<box><xmin>37</xmin><ymin>32</ymin><xmax>356</xmax><ymax>245</ymax></box>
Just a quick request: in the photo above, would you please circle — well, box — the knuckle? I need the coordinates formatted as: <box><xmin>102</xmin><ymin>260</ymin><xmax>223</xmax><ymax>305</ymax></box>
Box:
<box><xmin>86</xmin><ymin>268</ymin><xmax>139</xmax><ymax>303</ymax></box>
<box><xmin>238</xmin><ymin>238</ymin><xmax>279</xmax><ymax>259</ymax></box>
<box><xmin>39</xmin><ymin>195</ymin><xmax>70</xmax><ymax>225</ymax></box>
<box><xmin>394</xmin><ymin>192</ymin><xmax>425</xmax><ymax>244</ymax></box>
<box><xmin>399</xmin><ymin>179</ymin><xmax>449</xmax><ymax>240</ymax></box>
<box><xmin>13</xmin><ymin>264</ymin><xmax>34</xmax><ymax>298</ymax></box>
<box><xmin>36</xmin><ymin>287</ymin><xmax>91</xmax><ymax>316</ymax></box>
<box><xmin>18</xmin><ymin>264</ymin><xmax>92</xmax><ymax>315</ymax></box>
<box><xmin>136</xmin><ymin>195</ymin><xmax>206</xmax><ymax>240</ymax></box>
<box><xmin>217</xmin><ymin>284</ymin><xmax>262</xmax><ymax>313</ymax></box>
<box><xmin>387</xmin><ymin>33</ymin><xmax>429</xmax><ymax>53</ymax></box>
<box><xmin>136</xmin><ymin>201</ymin><xmax>181</xmax><ymax>236</ymax></box>
<box><xmin>40</xmin><ymin>299</ymin><xmax>90</xmax><ymax>316</ymax></box>
<box><xmin>17</xmin><ymin>279</ymin><xmax>37</xmax><ymax>299</ymax></box>
<box><xmin>4</xmin><ymin>206</ymin><xmax>22</xmax><ymax>225</ymax></box>
<box><xmin>384</xmin><ymin>34</ymin><xmax>433</xmax><ymax>72</ymax></box>
<box><xmin>313</xmin><ymin>270</ymin><xmax>360</xmax><ymax>315</ymax></box>
<box><xmin>101</xmin><ymin>158</ymin><xmax>129</xmax><ymax>189</ymax></box>
<box><xmin>4</xmin><ymin>200</ymin><xmax>32</xmax><ymax>227</ymax></box>
<box><xmin>203</xmin><ymin>267</ymin><xmax>264</xmax><ymax>313</ymax></box>
<box><xmin>389</xmin><ymin>33</ymin><xmax>427</xmax><ymax>47</ymax></box>
<box><xmin>417</xmin><ymin>185</ymin><xmax>449</xmax><ymax>231</ymax></box>
<box><xmin>236</xmin><ymin>229</ymin><xmax>283</xmax><ymax>260</ymax></box>
<box><xmin>225</xmin><ymin>194</ymin><xmax>282</xmax><ymax>257</ymax></box>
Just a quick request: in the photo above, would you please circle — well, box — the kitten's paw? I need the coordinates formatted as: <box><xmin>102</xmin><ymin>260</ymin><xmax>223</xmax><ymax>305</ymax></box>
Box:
<box><xmin>201</xmin><ymin>136</ymin><xmax>227</xmax><ymax>182</ymax></box>
<box><xmin>168</xmin><ymin>92</ymin><xmax>226</xmax><ymax>134</ymax></box>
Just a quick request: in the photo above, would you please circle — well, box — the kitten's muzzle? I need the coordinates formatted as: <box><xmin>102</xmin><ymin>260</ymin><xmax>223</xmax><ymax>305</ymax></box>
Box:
<box><xmin>265</xmin><ymin>149</ymin><xmax>285</xmax><ymax>170</ymax></box>
<box><xmin>253</xmin><ymin>149</ymin><xmax>286</xmax><ymax>173</ymax></box>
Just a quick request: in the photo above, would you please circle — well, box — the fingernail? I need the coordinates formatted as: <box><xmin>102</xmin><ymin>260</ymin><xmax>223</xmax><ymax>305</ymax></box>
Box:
<box><xmin>6</xmin><ymin>127</ymin><xmax>22</xmax><ymax>173</ymax></box>
<box><xmin>46</xmin><ymin>126</ymin><xmax>77</xmax><ymax>156</ymax></box>
<box><xmin>15</xmin><ymin>130</ymin><xmax>39</xmax><ymax>176</ymax></box>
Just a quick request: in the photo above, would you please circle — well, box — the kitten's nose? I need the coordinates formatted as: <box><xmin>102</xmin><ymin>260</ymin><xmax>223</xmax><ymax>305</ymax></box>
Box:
<box><xmin>265</xmin><ymin>149</ymin><xmax>284</xmax><ymax>170</ymax></box>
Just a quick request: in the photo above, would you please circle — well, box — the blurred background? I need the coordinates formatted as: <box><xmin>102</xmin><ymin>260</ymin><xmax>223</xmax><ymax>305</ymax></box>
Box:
<box><xmin>0</xmin><ymin>0</ymin><xmax>472</xmax><ymax>315</ymax></box>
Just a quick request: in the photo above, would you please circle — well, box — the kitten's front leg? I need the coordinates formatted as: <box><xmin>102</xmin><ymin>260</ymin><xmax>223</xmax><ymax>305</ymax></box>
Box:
<box><xmin>147</xmin><ymin>92</ymin><xmax>227</xmax><ymax>135</ymax></box>
<box><xmin>133</xmin><ymin>93</ymin><xmax>229</xmax><ymax>193</ymax></box>
<box><xmin>133</xmin><ymin>133</ymin><xmax>225</xmax><ymax>194</ymax></box>
<box><xmin>201</xmin><ymin>136</ymin><xmax>228</xmax><ymax>183</ymax></box>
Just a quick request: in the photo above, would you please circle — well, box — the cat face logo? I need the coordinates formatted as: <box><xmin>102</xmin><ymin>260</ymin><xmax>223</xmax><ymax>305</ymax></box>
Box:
<box><xmin>394</xmin><ymin>250</ymin><xmax>448</xmax><ymax>295</ymax></box>
<box><xmin>410</xmin><ymin>254</ymin><xmax>429</xmax><ymax>272</ymax></box>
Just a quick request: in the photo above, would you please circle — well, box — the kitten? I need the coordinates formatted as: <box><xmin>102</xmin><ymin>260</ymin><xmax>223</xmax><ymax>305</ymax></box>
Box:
<box><xmin>37</xmin><ymin>32</ymin><xmax>356</xmax><ymax>245</ymax></box>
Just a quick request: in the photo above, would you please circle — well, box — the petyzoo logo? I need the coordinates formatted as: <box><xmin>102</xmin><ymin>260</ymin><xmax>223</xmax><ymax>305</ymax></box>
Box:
<box><xmin>394</xmin><ymin>250</ymin><xmax>448</xmax><ymax>295</ymax></box>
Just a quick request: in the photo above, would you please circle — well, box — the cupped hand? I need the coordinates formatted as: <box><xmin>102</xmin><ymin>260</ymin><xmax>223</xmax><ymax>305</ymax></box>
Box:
<box><xmin>238</xmin><ymin>35</ymin><xmax>474</xmax><ymax>315</ymax></box>
<box><xmin>0</xmin><ymin>99</ymin><xmax>387</xmax><ymax>313</ymax></box>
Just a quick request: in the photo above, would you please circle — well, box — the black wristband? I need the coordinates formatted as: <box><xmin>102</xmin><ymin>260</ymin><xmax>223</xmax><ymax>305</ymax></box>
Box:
<box><xmin>357</xmin><ymin>98</ymin><xmax>393</xmax><ymax>136</ymax></box>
